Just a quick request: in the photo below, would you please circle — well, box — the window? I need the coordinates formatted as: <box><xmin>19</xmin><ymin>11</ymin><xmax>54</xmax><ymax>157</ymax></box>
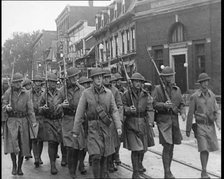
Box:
<box><xmin>110</xmin><ymin>38</ymin><xmax>113</xmax><ymax>58</ymax></box>
<box><xmin>105</xmin><ymin>40</ymin><xmax>109</xmax><ymax>60</ymax></box>
<box><xmin>95</xmin><ymin>17</ymin><xmax>98</xmax><ymax>29</ymax></box>
<box><xmin>122</xmin><ymin>0</ymin><xmax>125</xmax><ymax>13</ymax></box>
<box><xmin>170</xmin><ymin>23</ymin><xmax>184</xmax><ymax>43</ymax></box>
<box><xmin>114</xmin><ymin>3</ymin><xmax>117</xmax><ymax>19</ymax></box>
<box><xmin>101</xmin><ymin>14</ymin><xmax>104</xmax><ymax>27</ymax></box>
<box><xmin>195</xmin><ymin>44</ymin><xmax>205</xmax><ymax>78</ymax></box>
<box><xmin>121</xmin><ymin>32</ymin><xmax>125</xmax><ymax>54</ymax></box>
<box><xmin>115</xmin><ymin>35</ymin><xmax>118</xmax><ymax>57</ymax></box>
<box><xmin>126</xmin><ymin>30</ymin><xmax>130</xmax><ymax>52</ymax></box>
<box><xmin>131</xmin><ymin>28</ymin><xmax>135</xmax><ymax>51</ymax></box>
<box><xmin>154</xmin><ymin>49</ymin><xmax>163</xmax><ymax>84</ymax></box>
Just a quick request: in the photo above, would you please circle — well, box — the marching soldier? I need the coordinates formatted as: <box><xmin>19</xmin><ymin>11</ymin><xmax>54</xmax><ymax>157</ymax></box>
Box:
<box><xmin>186</xmin><ymin>73</ymin><xmax>221</xmax><ymax>179</ymax></box>
<box><xmin>30</xmin><ymin>75</ymin><xmax>45</xmax><ymax>167</ymax></box>
<box><xmin>39</xmin><ymin>72</ymin><xmax>64</xmax><ymax>175</ymax></box>
<box><xmin>114</xmin><ymin>73</ymin><xmax>127</xmax><ymax>95</ymax></box>
<box><xmin>152</xmin><ymin>66</ymin><xmax>186</xmax><ymax>179</ymax></box>
<box><xmin>2</xmin><ymin>73</ymin><xmax>37</xmax><ymax>176</ymax></box>
<box><xmin>2</xmin><ymin>78</ymin><xmax>10</xmax><ymax>95</ymax></box>
<box><xmin>60</xmin><ymin>67</ymin><xmax>87</xmax><ymax>178</ymax></box>
<box><xmin>79</xmin><ymin>76</ymin><xmax>93</xmax><ymax>89</ymax></box>
<box><xmin>103</xmin><ymin>70</ymin><xmax>123</xmax><ymax>172</ymax></box>
<box><xmin>72</xmin><ymin>68</ymin><xmax>122</xmax><ymax>179</ymax></box>
<box><xmin>123</xmin><ymin>72</ymin><xmax>154</xmax><ymax>179</ymax></box>
<box><xmin>22</xmin><ymin>78</ymin><xmax>33</xmax><ymax>160</ymax></box>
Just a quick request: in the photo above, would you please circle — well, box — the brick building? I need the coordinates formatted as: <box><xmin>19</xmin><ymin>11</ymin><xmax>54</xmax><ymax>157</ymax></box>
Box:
<box><xmin>93</xmin><ymin>0</ymin><xmax>221</xmax><ymax>95</ymax></box>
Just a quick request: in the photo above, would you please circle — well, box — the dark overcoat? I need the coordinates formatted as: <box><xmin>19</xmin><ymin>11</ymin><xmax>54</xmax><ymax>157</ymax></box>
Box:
<box><xmin>123</xmin><ymin>88</ymin><xmax>154</xmax><ymax>151</ymax></box>
<box><xmin>72</xmin><ymin>85</ymin><xmax>122</xmax><ymax>157</ymax></box>
<box><xmin>2</xmin><ymin>87</ymin><xmax>36</xmax><ymax>156</ymax></box>
<box><xmin>152</xmin><ymin>84</ymin><xmax>184</xmax><ymax>145</ymax></box>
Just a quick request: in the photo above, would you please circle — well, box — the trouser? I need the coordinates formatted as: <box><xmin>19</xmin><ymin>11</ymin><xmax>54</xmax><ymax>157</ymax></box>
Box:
<box><xmin>67</xmin><ymin>147</ymin><xmax>79</xmax><ymax>178</ymax></box>
<box><xmin>92</xmin><ymin>154</ymin><xmax>109</xmax><ymax>179</ymax></box>
<box><xmin>78</xmin><ymin>149</ymin><xmax>86</xmax><ymax>172</ymax></box>
<box><xmin>60</xmin><ymin>142</ymin><xmax>67</xmax><ymax>165</ymax></box>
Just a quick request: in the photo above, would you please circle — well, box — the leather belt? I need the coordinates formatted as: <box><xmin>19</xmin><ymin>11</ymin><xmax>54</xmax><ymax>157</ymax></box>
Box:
<box><xmin>8</xmin><ymin>111</ymin><xmax>28</xmax><ymax>118</ymax></box>
<box><xmin>196</xmin><ymin>120</ymin><xmax>213</xmax><ymax>126</ymax></box>
<box><xmin>44</xmin><ymin>114</ymin><xmax>62</xmax><ymax>120</ymax></box>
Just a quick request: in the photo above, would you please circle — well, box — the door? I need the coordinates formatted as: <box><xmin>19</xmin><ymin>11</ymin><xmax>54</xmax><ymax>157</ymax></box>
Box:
<box><xmin>173</xmin><ymin>54</ymin><xmax>187</xmax><ymax>93</ymax></box>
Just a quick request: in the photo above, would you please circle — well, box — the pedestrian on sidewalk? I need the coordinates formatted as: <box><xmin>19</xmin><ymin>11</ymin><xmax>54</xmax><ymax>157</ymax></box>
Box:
<box><xmin>60</xmin><ymin>67</ymin><xmax>87</xmax><ymax>179</ymax></box>
<box><xmin>123</xmin><ymin>72</ymin><xmax>155</xmax><ymax>179</ymax></box>
<box><xmin>72</xmin><ymin>68</ymin><xmax>122</xmax><ymax>179</ymax></box>
<box><xmin>39</xmin><ymin>72</ymin><xmax>64</xmax><ymax>175</ymax></box>
<box><xmin>152</xmin><ymin>66</ymin><xmax>186</xmax><ymax>179</ymax></box>
<box><xmin>2</xmin><ymin>73</ymin><xmax>37</xmax><ymax>176</ymax></box>
<box><xmin>186</xmin><ymin>73</ymin><xmax>221</xmax><ymax>179</ymax></box>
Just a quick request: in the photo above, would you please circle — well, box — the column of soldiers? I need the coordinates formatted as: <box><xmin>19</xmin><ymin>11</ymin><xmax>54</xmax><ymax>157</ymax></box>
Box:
<box><xmin>1</xmin><ymin>65</ymin><xmax>220</xmax><ymax>179</ymax></box>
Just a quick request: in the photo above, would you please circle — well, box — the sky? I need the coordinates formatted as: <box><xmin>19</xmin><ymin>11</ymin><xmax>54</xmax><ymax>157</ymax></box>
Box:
<box><xmin>2</xmin><ymin>0</ymin><xmax>113</xmax><ymax>46</ymax></box>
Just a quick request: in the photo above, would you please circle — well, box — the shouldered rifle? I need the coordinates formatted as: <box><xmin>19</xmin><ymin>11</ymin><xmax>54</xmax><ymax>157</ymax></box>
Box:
<box><xmin>45</xmin><ymin>62</ymin><xmax>48</xmax><ymax>107</ymax></box>
<box><xmin>146</xmin><ymin>48</ymin><xmax>171</xmax><ymax>104</ymax></box>
<box><xmin>9</xmin><ymin>57</ymin><xmax>16</xmax><ymax>106</ymax></box>
<box><xmin>119</xmin><ymin>57</ymin><xmax>135</xmax><ymax>107</ymax></box>
<box><xmin>62</xmin><ymin>55</ymin><xmax>68</xmax><ymax>101</ymax></box>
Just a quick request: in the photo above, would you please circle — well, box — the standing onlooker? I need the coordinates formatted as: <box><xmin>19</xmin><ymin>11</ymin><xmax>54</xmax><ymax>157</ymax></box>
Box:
<box><xmin>152</xmin><ymin>66</ymin><xmax>186</xmax><ymax>179</ymax></box>
<box><xmin>186</xmin><ymin>73</ymin><xmax>221</xmax><ymax>179</ymax></box>
<box><xmin>72</xmin><ymin>68</ymin><xmax>122</xmax><ymax>179</ymax></box>
<box><xmin>2</xmin><ymin>73</ymin><xmax>37</xmax><ymax>176</ymax></box>
<box><xmin>123</xmin><ymin>72</ymin><xmax>154</xmax><ymax>179</ymax></box>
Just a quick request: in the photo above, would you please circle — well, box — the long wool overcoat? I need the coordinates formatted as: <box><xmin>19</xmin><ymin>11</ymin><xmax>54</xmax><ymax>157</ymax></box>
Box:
<box><xmin>39</xmin><ymin>88</ymin><xmax>64</xmax><ymax>143</ymax></box>
<box><xmin>152</xmin><ymin>84</ymin><xmax>185</xmax><ymax>145</ymax></box>
<box><xmin>2</xmin><ymin>87</ymin><xmax>36</xmax><ymax>156</ymax></box>
<box><xmin>186</xmin><ymin>89</ymin><xmax>220</xmax><ymax>152</ymax></box>
<box><xmin>123</xmin><ymin>88</ymin><xmax>154</xmax><ymax>151</ymax></box>
<box><xmin>72</xmin><ymin>85</ymin><xmax>122</xmax><ymax>157</ymax></box>
<box><xmin>60</xmin><ymin>85</ymin><xmax>86</xmax><ymax>150</ymax></box>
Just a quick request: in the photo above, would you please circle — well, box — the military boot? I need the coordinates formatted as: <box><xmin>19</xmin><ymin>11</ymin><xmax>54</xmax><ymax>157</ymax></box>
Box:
<box><xmin>11</xmin><ymin>153</ymin><xmax>17</xmax><ymax>175</ymax></box>
<box><xmin>107</xmin><ymin>155</ymin><xmax>115</xmax><ymax>173</ymax></box>
<box><xmin>48</xmin><ymin>142</ymin><xmax>58</xmax><ymax>175</ymax></box>
<box><xmin>131</xmin><ymin>152</ymin><xmax>141</xmax><ymax>179</ymax></box>
<box><xmin>32</xmin><ymin>140</ymin><xmax>40</xmax><ymax>167</ymax></box>
<box><xmin>61</xmin><ymin>143</ymin><xmax>67</xmax><ymax>166</ymax></box>
<box><xmin>100</xmin><ymin>157</ymin><xmax>110</xmax><ymax>179</ymax></box>
<box><xmin>201</xmin><ymin>170</ymin><xmax>211</xmax><ymax>179</ymax></box>
<box><xmin>17</xmin><ymin>154</ymin><xmax>24</xmax><ymax>175</ymax></box>
<box><xmin>92</xmin><ymin>155</ymin><xmax>101</xmax><ymax>179</ymax></box>
<box><xmin>78</xmin><ymin>150</ymin><xmax>87</xmax><ymax>175</ymax></box>
<box><xmin>38</xmin><ymin>141</ymin><xmax>44</xmax><ymax>165</ymax></box>
<box><xmin>163</xmin><ymin>152</ymin><xmax>175</xmax><ymax>179</ymax></box>
<box><xmin>67</xmin><ymin>147</ymin><xmax>76</xmax><ymax>179</ymax></box>
<box><xmin>139</xmin><ymin>152</ymin><xmax>146</xmax><ymax>173</ymax></box>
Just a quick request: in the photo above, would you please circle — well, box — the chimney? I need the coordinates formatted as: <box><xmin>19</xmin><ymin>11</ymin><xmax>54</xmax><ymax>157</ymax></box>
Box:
<box><xmin>89</xmin><ymin>0</ymin><xmax>93</xmax><ymax>7</ymax></box>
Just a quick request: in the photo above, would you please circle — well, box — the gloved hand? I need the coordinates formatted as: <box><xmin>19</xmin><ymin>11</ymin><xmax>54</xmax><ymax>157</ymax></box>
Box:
<box><xmin>163</xmin><ymin>102</ymin><xmax>173</xmax><ymax>110</ymax></box>
<box><xmin>60</xmin><ymin>99</ymin><xmax>69</xmax><ymax>108</ymax></box>
<box><xmin>117</xmin><ymin>129</ymin><xmax>122</xmax><ymax>136</ymax></box>
<box><xmin>6</xmin><ymin>104</ymin><xmax>12</xmax><ymax>112</ymax></box>
<box><xmin>129</xmin><ymin>105</ymin><xmax>136</xmax><ymax>114</ymax></box>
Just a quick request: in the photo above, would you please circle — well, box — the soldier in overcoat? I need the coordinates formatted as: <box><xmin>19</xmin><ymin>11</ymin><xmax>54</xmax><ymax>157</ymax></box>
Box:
<box><xmin>39</xmin><ymin>72</ymin><xmax>64</xmax><ymax>175</ymax></box>
<box><xmin>79</xmin><ymin>76</ymin><xmax>92</xmax><ymax>89</ymax></box>
<box><xmin>122</xmin><ymin>72</ymin><xmax>154</xmax><ymax>179</ymax></box>
<box><xmin>60</xmin><ymin>67</ymin><xmax>86</xmax><ymax>178</ymax></box>
<box><xmin>2</xmin><ymin>73</ymin><xmax>37</xmax><ymax>176</ymax></box>
<box><xmin>103</xmin><ymin>70</ymin><xmax>123</xmax><ymax>173</ymax></box>
<box><xmin>152</xmin><ymin>66</ymin><xmax>186</xmax><ymax>179</ymax></box>
<box><xmin>30</xmin><ymin>75</ymin><xmax>45</xmax><ymax>167</ymax></box>
<box><xmin>114</xmin><ymin>73</ymin><xmax>127</xmax><ymax>95</ymax></box>
<box><xmin>186</xmin><ymin>73</ymin><xmax>221</xmax><ymax>179</ymax></box>
<box><xmin>72</xmin><ymin>68</ymin><xmax>122</xmax><ymax>179</ymax></box>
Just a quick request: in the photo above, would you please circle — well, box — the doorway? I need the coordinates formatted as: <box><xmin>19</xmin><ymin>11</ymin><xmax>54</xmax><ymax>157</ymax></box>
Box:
<box><xmin>173</xmin><ymin>54</ymin><xmax>187</xmax><ymax>93</ymax></box>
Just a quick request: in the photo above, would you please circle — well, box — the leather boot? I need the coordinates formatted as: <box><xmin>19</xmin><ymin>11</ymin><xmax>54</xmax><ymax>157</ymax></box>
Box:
<box><xmin>48</xmin><ymin>142</ymin><xmax>58</xmax><ymax>175</ymax></box>
<box><xmin>32</xmin><ymin>140</ymin><xmax>40</xmax><ymax>167</ymax></box>
<box><xmin>67</xmin><ymin>147</ymin><xmax>76</xmax><ymax>179</ymax></box>
<box><xmin>100</xmin><ymin>156</ymin><xmax>110</xmax><ymax>179</ymax></box>
<box><xmin>92</xmin><ymin>155</ymin><xmax>101</xmax><ymax>179</ymax></box>
<box><xmin>163</xmin><ymin>145</ymin><xmax>175</xmax><ymax>179</ymax></box>
<box><xmin>107</xmin><ymin>155</ymin><xmax>115</xmax><ymax>173</ymax></box>
<box><xmin>131</xmin><ymin>151</ymin><xmax>141</xmax><ymax>179</ymax></box>
<box><xmin>11</xmin><ymin>153</ymin><xmax>17</xmax><ymax>175</ymax></box>
<box><xmin>139</xmin><ymin>152</ymin><xmax>146</xmax><ymax>173</ymax></box>
<box><xmin>78</xmin><ymin>150</ymin><xmax>87</xmax><ymax>175</ymax></box>
<box><xmin>112</xmin><ymin>153</ymin><xmax>118</xmax><ymax>171</ymax></box>
<box><xmin>61</xmin><ymin>143</ymin><xmax>67</xmax><ymax>166</ymax></box>
<box><xmin>17</xmin><ymin>153</ymin><xmax>24</xmax><ymax>175</ymax></box>
<box><xmin>38</xmin><ymin>141</ymin><xmax>44</xmax><ymax>164</ymax></box>
<box><xmin>201</xmin><ymin>170</ymin><xmax>210</xmax><ymax>179</ymax></box>
<box><xmin>114</xmin><ymin>145</ymin><xmax>121</xmax><ymax>165</ymax></box>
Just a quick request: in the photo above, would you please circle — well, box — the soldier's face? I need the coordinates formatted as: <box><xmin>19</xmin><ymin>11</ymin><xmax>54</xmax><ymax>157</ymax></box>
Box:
<box><xmin>83</xmin><ymin>83</ymin><xmax>91</xmax><ymax>89</ymax></box>
<box><xmin>116</xmin><ymin>80</ymin><xmax>121</xmax><ymax>86</ymax></box>
<box><xmin>25</xmin><ymin>84</ymin><xmax>32</xmax><ymax>90</ymax></box>
<box><xmin>69</xmin><ymin>75</ymin><xmax>79</xmax><ymax>85</ymax></box>
<box><xmin>164</xmin><ymin>75</ymin><xmax>174</xmax><ymax>84</ymax></box>
<box><xmin>12</xmin><ymin>81</ymin><xmax>22</xmax><ymax>89</ymax></box>
<box><xmin>133</xmin><ymin>80</ymin><xmax>143</xmax><ymax>89</ymax></box>
<box><xmin>200</xmin><ymin>80</ymin><xmax>209</xmax><ymax>89</ymax></box>
<box><xmin>103</xmin><ymin>76</ymin><xmax>111</xmax><ymax>85</ymax></box>
<box><xmin>33</xmin><ymin>81</ymin><xmax>42</xmax><ymax>90</ymax></box>
<box><xmin>93</xmin><ymin>75</ymin><xmax>103</xmax><ymax>86</ymax></box>
<box><xmin>111</xmin><ymin>81</ymin><xmax>116</xmax><ymax>87</ymax></box>
<box><xmin>48</xmin><ymin>80</ymin><xmax>57</xmax><ymax>89</ymax></box>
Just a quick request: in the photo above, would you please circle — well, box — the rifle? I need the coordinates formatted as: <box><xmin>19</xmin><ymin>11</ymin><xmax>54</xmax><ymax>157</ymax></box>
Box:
<box><xmin>45</xmin><ymin>61</ymin><xmax>48</xmax><ymax>107</ymax></box>
<box><xmin>62</xmin><ymin>55</ymin><xmax>68</xmax><ymax>101</ymax></box>
<box><xmin>9</xmin><ymin>57</ymin><xmax>16</xmax><ymax>106</ymax></box>
<box><xmin>146</xmin><ymin>48</ymin><xmax>171</xmax><ymax>104</ymax></box>
<box><xmin>119</xmin><ymin>57</ymin><xmax>135</xmax><ymax>107</ymax></box>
